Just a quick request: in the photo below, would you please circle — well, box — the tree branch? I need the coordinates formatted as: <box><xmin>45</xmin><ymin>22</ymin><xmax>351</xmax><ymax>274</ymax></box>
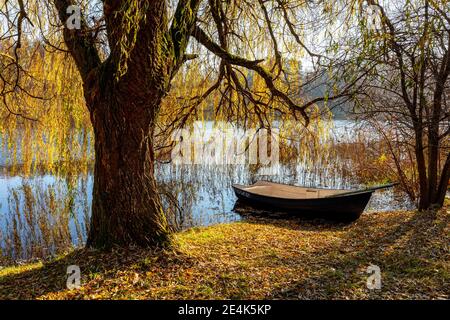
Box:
<box><xmin>52</xmin><ymin>0</ymin><xmax>101</xmax><ymax>81</ymax></box>
<box><xmin>169</xmin><ymin>0</ymin><xmax>202</xmax><ymax>75</ymax></box>
<box><xmin>192</xmin><ymin>25</ymin><xmax>310</xmax><ymax>125</ymax></box>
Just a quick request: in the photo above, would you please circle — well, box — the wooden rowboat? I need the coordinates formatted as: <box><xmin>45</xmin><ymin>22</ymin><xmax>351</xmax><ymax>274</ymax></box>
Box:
<box><xmin>232</xmin><ymin>181</ymin><xmax>397</xmax><ymax>221</ymax></box>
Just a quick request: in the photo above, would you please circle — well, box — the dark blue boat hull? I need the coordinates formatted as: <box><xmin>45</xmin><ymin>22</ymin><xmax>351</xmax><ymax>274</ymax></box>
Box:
<box><xmin>233</xmin><ymin>186</ymin><xmax>373</xmax><ymax>222</ymax></box>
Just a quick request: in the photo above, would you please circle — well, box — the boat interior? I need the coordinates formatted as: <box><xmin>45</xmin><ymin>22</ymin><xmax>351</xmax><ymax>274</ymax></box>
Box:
<box><xmin>233</xmin><ymin>181</ymin><xmax>353</xmax><ymax>199</ymax></box>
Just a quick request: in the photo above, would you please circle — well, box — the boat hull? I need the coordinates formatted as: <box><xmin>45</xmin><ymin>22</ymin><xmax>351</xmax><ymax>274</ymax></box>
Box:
<box><xmin>232</xmin><ymin>186</ymin><xmax>373</xmax><ymax>222</ymax></box>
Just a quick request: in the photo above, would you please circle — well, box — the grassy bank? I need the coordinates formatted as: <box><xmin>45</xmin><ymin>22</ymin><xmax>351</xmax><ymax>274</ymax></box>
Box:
<box><xmin>0</xmin><ymin>207</ymin><xmax>448</xmax><ymax>300</ymax></box>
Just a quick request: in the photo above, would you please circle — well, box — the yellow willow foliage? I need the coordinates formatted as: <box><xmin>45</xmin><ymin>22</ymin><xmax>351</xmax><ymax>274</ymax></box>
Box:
<box><xmin>0</xmin><ymin>43</ymin><xmax>93</xmax><ymax>177</ymax></box>
<box><xmin>1</xmin><ymin>43</ymin><xmax>333</xmax><ymax>177</ymax></box>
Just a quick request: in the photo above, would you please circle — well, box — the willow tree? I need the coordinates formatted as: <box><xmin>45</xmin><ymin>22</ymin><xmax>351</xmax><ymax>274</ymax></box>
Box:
<box><xmin>1</xmin><ymin>0</ymin><xmax>359</xmax><ymax>248</ymax></box>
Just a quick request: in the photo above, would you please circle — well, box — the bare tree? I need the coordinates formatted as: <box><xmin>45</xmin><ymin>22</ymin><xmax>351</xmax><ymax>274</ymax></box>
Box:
<box><xmin>334</xmin><ymin>0</ymin><xmax>450</xmax><ymax>209</ymax></box>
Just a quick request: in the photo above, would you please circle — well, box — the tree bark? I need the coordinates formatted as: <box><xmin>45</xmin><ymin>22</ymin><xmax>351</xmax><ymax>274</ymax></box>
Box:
<box><xmin>434</xmin><ymin>153</ymin><xmax>450</xmax><ymax>207</ymax></box>
<box><xmin>85</xmin><ymin>80</ymin><xmax>171</xmax><ymax>248</ymax></box>
<box><xmin>427</xmin><ymin>103</ymin><xmax>442</xmax><ymax>205</ymax></box>
<box><xmin>414</xmin><ymin>128</ymin><xmax>430</xmax><ymax>210</ymax></box>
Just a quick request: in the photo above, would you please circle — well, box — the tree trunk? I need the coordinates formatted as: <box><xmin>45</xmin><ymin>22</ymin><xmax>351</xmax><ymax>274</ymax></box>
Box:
<box><xmin>427</xmin><ymin>121</ymin><xmax>440</xmax><ymax>205</ymax></box>
<box><xmin>51</xmin><ymin>0</ymin><xmax>198</xmax><ymax>248</ymax></box>
<box><xmin>414</xmin><ymin>129</ymin><xmax>430</xmax><ymax>210</ymax></box>
<box><xmin>86</xmin><ymin>87</ymin><xmax>171</xmax><ymax>248</ymax></box>
<box><xmin>434</xmin><ymin>153</ymin><xmax>450</xmax><ymax>207</ymax></box>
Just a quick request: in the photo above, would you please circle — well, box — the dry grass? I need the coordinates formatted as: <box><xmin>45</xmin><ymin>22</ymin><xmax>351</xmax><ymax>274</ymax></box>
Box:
<box><xmin>0</xmin><ymin>207</ymin><xmax>448</xmax><ymax>300</ymax></box>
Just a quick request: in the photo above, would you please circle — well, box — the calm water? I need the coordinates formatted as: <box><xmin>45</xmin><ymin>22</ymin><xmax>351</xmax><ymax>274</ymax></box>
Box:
<box><xmin>0</xmin><ymin>121</ymin><xmax>412</xmax><ymax>262</ymax></box>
